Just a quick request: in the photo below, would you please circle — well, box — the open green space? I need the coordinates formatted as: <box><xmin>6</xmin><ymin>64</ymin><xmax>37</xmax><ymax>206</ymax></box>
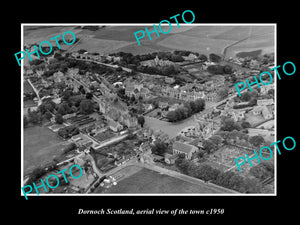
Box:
<box><xmin>23</xmin><ymin>125</ymin><xmax>68</xmax><ymax>175</ymax></box>
<box><xmin>103</xmin><ymin>167</ymin><xmax>222</xmax><ymax>193</ymax></box>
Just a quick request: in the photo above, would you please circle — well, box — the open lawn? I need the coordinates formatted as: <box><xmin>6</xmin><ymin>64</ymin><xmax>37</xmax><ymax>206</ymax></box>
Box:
<box><xmin>23</xmin><ymin>126</ymin><xmax>69</xmax><ymax>175</ymax></box>
<box><xmin>144</xmin><ymin>115</ymin><xmax>197</xmax><ymax>139</ymax></box>
<box><xmin>104</xmin><ymin>167</ymin><xmax>223</xmax><ymax>193</ymax></box>
<box><xmin>245</xmin><ymin>113</ymin><xmax>267</xmax><ymax>127</ymax></box>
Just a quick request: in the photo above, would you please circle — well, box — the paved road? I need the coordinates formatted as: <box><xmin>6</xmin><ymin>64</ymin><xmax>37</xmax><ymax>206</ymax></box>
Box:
<box><xmin>26</xmin><ymin>78</ymin><xmax>42</xmax><ymax>106</ymax></box>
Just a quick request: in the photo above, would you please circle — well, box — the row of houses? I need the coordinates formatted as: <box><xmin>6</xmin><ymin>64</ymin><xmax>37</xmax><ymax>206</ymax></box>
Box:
<box><xmin>71</xmin><ymin>52</ymin><xmax>121</xmax><ymax>63</ymax></box>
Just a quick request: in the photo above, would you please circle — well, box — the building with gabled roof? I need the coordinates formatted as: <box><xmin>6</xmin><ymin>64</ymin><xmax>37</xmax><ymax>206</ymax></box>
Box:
<box><xmin>172</xmin><ymin>141</ymin><xmax>198</xmax><ymax>160</ymax></box>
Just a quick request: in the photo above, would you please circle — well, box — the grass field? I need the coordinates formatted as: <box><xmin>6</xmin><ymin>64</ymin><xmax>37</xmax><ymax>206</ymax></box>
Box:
<box><xmin>104</xmin><ymin>167</ymin><xmax>222</xmax><ymax>193</ymax></box>
<box><xmin>157</xmin><ymin>34</ymin><xmax>235</xmax><ymax>55</ymax></box>
<box><xmin>69</xmin><ymin>37</ymin><xmax>133</xmax><ymax>54</ymax></box>
<box><xmin>23</xmin><ymin>126</ymin><xmax>68</xmax><ymax>175</ymax></box>
<box><xmin>144</xmin><ymin>115</ymin><xmax>197</xmax><ymax>139</ymax></box>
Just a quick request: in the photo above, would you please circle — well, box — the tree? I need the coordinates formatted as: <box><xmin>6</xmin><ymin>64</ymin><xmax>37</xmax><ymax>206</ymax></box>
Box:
<box><xmin>79</xmin><ymin>99</ymin><xmax>94</xmax><ymax>115</ymax></box>
<box><xmin>249</xmin><ymin>165</ymin><xmax>270</xmax><ymax>181</ymax></box>
<box><xmin>130</xmin><ymin>95</ymin><xmax>136</xmax><ymax>102</ymax></box>
<box><xmin>249</xmin><ymin>135</ymin><xmax>265</xmax><ymax>147</ymax></box>
<box><xmin>55</xmin><ymin>113</ymin><xmax>64</xmax><ymax>124</ymax></box>
<box><xmin>191</xmin><ymin>164</ymin><xmax>221</xmax><ymax>181</ymax></box>
<box><xmin>175</xmin><ymin>155</ymin><xmax>191</xmax><ymax>174</ymax></box>
<box><xmin>214</xmin><ymin>171</ymin><xmax>236</xmax><ymax>188</ymax></box>
<box><xmin>228</xmin><ymin>175</ymin><xmax>246</xmax><ymax>192</ymax></box>
<box><xmin>44</xmin><ymin>111</ymin><xmax>53</xmax><ymax>120</ymax></box>
<box><xmin>267</xmin><ymin>89</ymin><xmax>274</xmax><ymax>97</ymax></box>
<box><xmin>61</xmin><ymin>90</ymin><xmax>72</xmax><ymax>101</ymax></box>
<box><xmin>209</xmin><ymin>135</ymin><xmax>224</xmax><ymax>147</ymax></box>
<box><xmin>28</xmin><ymin>110</ymin><xmax>42</xmax><ymax>124</ymax></box>
<box><xmin>71</xmin><ymin>106</ymin><xmax>78</xmax><ymax>113</ymax></box>
<box><xmin>137</xmin><ymin>116</ymin><xmax>145</xmax><ymax>128</ymax></box>
<box><xmin>203</xmin><ymin>139</ymin><xmax>217</xmax><ymax>154</ymax></box>
<box><xmin>220</xmin><ymin>118</ymin><xmax>237</xmax><ymax>132</ymax></box>
<box><xmin>57</xmin><ymin>105</ymin><xmax>66</xmax><ymax>115</ymax></box>
<box><xmin>27</xmin><ymin>167</ymin><xmax>47</xmax><ymax>185</ymax></box>
<box><xmin>223</xmin><ymin>65</ymin><xmax>233</xmax><ymax>74</ymax></box>
<box><xmin>24</xmin><ymin>116</ymin><xmax>29</xmax><ymax>128</ymax></box>
<box><xmin>151</xmin><ymin>141</ymin><xmax>168</xmax><ymax>156</ymax></box>
<box><xmin>240</xmin><ymin>91</ymin><xmax>252</xmax><ymax>102</ymax></box>
<box><xmin>241</xmin><ymin>121</ymin><xmax>251</xmax><ymax>129</ymax></box>
<box><xmin>198</xmin><ymin>54</ymin><xmax>208</xmax><ymax>61</ymax></box>
<box><xmin>197</xmin><ymin>149</ymin><xmax>206</xmax><ymax>159</ymax></box>
<box><xmin>194</xmin><ymin>98</ymin><xmax>205</xmax><ymax>112</ymax></box>
<box><xmin>166</xmin><ymin>110</ymin><xmax>178</xmax><ymax>122</ymax></box>
<box><xmin>86</xmin><ymin>92</ymin><xmax>93</xmax><ymax>99</ymax></box>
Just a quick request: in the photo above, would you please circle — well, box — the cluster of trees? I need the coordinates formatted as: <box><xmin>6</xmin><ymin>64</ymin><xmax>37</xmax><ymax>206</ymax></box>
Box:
<box><xmin>233</xmin><ymin>90</ymin><xmax>258</xmax><ymax>109</ymax></box>
<box><xmin>151</xmin><ymin>141</ymin><xmax>169</xmax><ymax>156</ymax></box>
<box><xmin>207</xmin><ymin>65</ymin><xmax>233</xmax><ymax>74</ymax></box>
<box><xmin>109</xmin><ymin>51</ymin><xmax>208</xmax><ymax>74</ymax></box>
<box><xmin>209</xmin><ymin>53</ymin><xmax>222</xmax><ymax>63</ymax></box>
<box><xmin>174</xmin><ymin>154</ymin><xmax>262</xmax><ymax>193</ymax></box>
<box><xmin>26</xmin><ymin>167</ymin><xmax>48</xmax><ymax>185</ymax></box>
<box><xmin>137</xmin><ymin>64</ymin><xmax>180</xmax><ymax>76</ymax></box>
<box><xmin>25</xmin><ymin>90</ymin><xmax>95</xmax><ymax>127</ymax></box>
<box><xmin>239</xmin><ymin>52</ymin><xmax>274</xmax><ymax>68</ymax></box>
<box><xmin>26</xmin><ymin>162</ymin><xmax>58</xmax><ymax>186</ymax></box>
<box><xmin>57</xmin><ymin>125</ymin><xmax>79</xmax><ymax>139</ymax></box>
<box><xmin>24</xmin><ymin>100</ymin><xmax>57</xmax><ymax>128</ymax></box>
<box><xmin>202</xmin><ymin>135</ymin><xmax>224</xmax><ymax>154</ymax></box>
<box><xmin>249</xmin><ymin>161</ymin><xmax>274</xmax><ymax>181</ymax></box>
<box><xmin>166</xmin><ymin>99</ymin><xmax>205</xmax><ymax>122</ymax></box>
<box><xmin>219</xmin><ymin>117</ymin><xmax>251</xmax><ymax>133</ymax></box>
<box><xmin>39</xmin><ymin>46</ymin><xmax>61</xmax><ymax>57</ymax></box>
<box><xmin>137</xmin><ymin>116</ymin><xmax>145</xmax><ymax>127</ymax></box>
<box><xmin>79</xmin><ymin>99</ymin><xmax>95</xmax><ymax>115</ymax></box>
<box><xmin>216</xmin><ymin>130</ymin><xmax>265</xmax><ymax>150</ymax></box>
<box><xmin>212</xmin><ymin>171</ymin><xmax>262</xmax><ymax>193</ymax></box>
<box><xmin>220</xmin><ymin>117</ymin><xmax>242</xmax><ymax>132</ymax></box>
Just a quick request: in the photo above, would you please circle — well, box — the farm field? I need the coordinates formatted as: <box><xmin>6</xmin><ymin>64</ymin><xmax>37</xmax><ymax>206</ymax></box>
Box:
<box><xmin>69</xmin><ymin>38</ymin><xmax>133</xmax><ymax>55</ymax></box>
<box><xmin>157</xmin><ymin>34</ymin><xmax>235</xmax><ymax>55</ymax></box>
<box><xmin>23</xmin><ymin>25</ymin><xmax>274</xmax><ymax>57</ymax></box>
<box><xmin>23</xmin><ymin>125</ymin><xmax>69</xmax><ymax>175</ymax></box>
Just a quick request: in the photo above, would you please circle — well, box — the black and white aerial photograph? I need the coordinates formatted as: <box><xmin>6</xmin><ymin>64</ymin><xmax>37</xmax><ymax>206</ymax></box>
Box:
<box><xmin>22</xmin><ymin>24</ymin><xmax>276</xmax><ymax>196</ymax></box>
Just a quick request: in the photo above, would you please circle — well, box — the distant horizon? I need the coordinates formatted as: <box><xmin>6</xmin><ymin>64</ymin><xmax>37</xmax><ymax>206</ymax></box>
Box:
<box><xmin>23</xmin><ymin>24</ymin><xmax>275</xmax><ymax>59</ymax></box>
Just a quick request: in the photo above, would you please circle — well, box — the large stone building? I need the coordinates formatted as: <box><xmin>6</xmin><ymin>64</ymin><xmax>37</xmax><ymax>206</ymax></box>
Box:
<box><xmin>172</xmin><ymin>141</ymin><xmax>198</xmax><ymax>160</ymax></box>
